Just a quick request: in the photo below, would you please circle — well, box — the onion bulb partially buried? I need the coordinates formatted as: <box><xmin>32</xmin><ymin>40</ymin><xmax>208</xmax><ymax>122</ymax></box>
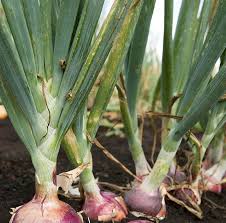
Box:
<box><xmin>83</xmin><ymin>191</ymin><xmax>127</xmax><ymax>222</ymax></box>
<box><xmin>125</xmin><ymin>184</ymin><xmax>166</xmax><ymax>219</ymax></box>
<box><xmin>10</xmin><ymin>195</ymin><xmax>82</xmax><ymax>223</ymax></box>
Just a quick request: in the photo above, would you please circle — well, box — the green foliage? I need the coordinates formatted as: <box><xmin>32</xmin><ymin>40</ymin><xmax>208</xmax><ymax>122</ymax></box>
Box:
<box><xmin>142</xmin><ymin>0</ymin><xmax>226</xmax><ymax>192</ymax></box>
<box><xmin>0</xmin><ymin>0</ymin><xmax>135</xmax><ymax>162</ymax></box>
<box><xmin>125</xmin><ymin>0</ymin><xmax>156</xmax><ymax>126</ymax></box>
<box><xmin>161</xmin><ymin>0</ymin><xmax>173</xmax><ymax>112</ymax></box>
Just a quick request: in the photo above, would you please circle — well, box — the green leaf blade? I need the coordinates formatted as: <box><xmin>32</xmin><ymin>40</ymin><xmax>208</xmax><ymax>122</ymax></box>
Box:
<box><xmin>51</xmin><ymin>0</ymin><xmax>80</xmax><ymax>96</ymax></box>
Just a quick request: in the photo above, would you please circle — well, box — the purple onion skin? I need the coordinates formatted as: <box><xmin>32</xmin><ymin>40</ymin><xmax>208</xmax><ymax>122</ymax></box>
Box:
<box><xmin>174</xmin><ymin>188</ymin><xmax>200</xmax><ymax>206</ymax></box>
<box><xmin>10</xmin><ymin>196</ymin><xmax>82</xmax><ymax>223</ymax></box>
<box><xmin>125</xmin><ymin>185</ymin><xmax>166</xmax><ymax>218</ymax></box>
<box><xmin>167</xmin><ymin>169</ymin><xmax>200</xmax><ymax>205</ymax></box>
<box><xmin>163</xmin><ymin>165</ymin><xmax>187</xmax><ymax>186</ymax></box>
<box><xmin>83</xmin><ymin>191</ymin><xmax>128</xmax><ymax>222</ymax></box>
<box><xmin>164</xmin><ymin>166</ymin><xmax>201</xmax><ymax>206</ymax></box>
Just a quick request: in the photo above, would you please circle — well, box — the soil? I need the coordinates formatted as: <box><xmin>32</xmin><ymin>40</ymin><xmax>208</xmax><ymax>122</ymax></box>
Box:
<box><xmin>1</xmin><ymin>118</ymin><xmax>226</xmax><ymax>223</ymax></box>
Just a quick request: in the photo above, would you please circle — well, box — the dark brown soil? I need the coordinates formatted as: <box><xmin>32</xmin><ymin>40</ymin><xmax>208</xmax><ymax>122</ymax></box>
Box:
<box><xmin>1</xmin><ymin>119</ymin><xmax>226</xmax><ymax>223</ymax></box>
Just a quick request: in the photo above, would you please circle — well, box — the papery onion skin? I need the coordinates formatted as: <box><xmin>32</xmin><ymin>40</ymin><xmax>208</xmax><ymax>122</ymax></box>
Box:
<box><xmin>174</xmin><ymin>187</ymin><xmax>200</xmax><ymax>206</ymax></box>
<box><xmin>125</xmin><ymin>185</ymin><xmax>166</xmax><ymax>218</ymax></box>
<box><xmin>10</xmin><ymin>197</ymin><xmax>81</xmax><ymax>223</ymax></box>
<box><xmin>164</xmin><ymin>165</ymin><xmax>202</xmax><ymax>206</ymax></box>
<box><xmin>164</xmin><ymin>164</ymin><xmax>187</xmax><ymax>186</ymax></box>
<box><xmin>83</xmin><ymin>191</ymin><xmax>127</xmax><ymax>222</ymax></box>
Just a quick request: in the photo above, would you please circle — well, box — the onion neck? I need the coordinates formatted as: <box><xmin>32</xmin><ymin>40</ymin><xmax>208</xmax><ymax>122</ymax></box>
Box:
<box><xmin>141</xmin><ymin>132</ymin><xmax>181</xmax><ymax>192</ymax></box>
<box><xmin>31</xmin><ymin>149</ymin><xmax>58</xmax><ymax>199</ymax></box>
<box><xmin>62</xmin><ymin>128</ymin><xmax>102</xmax><ymax>199</ymax></box>
<box><xmin>134</xmin><ymin>150</ymin><xmax>150</xmax><ymax>177</ymax></box>
<box><xmin>79</xmin><ymin>153</ymin><xmax>102</xmax><ymax>200</ymax></box>
<box><xmin>119</xmin><ymin>89</ymin><xmax>150</xmax><ymax>177</ymax></box>
<box><xmin>34</xmin><ymin>180</ymin><xmax>58</xmax><ymax>200</ymax></box>
<box><xmin>80</xmin><ymin>168</ymin><xmax>101</xmax><ymax>196</ymax></box>
<box><xmin>127</xmin><ymin>132</ymin><xmax>150</xmax><ymax>177</ymax></box>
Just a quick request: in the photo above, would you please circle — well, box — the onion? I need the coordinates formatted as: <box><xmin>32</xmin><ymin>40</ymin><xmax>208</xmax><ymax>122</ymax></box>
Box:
<box><xmin>163</xmin><ymin>164</ymin><xmax>202</xmax><ymax>206</ymax></box>
<box><xmin>174</xmin><ymin>187</ymin><xmax>201</xmax><ymax>206</ymax></box>
<box><xmin>83</xmin><ymin>191</ymin><xmax>127</xmax><ymax>222</ymax></box>
<box><xmin>10</xmin><ymin>197</ymin><xmax>81</xmax><ymax>223</ymax></box>
<box><xmin>164</xmin><ymin>164</ymin><xmax>187</xmax><ymax>186</ymax></box>
<box><xmin>10</xmin><ymin>184</ymin><xmax>81</xmax><ymax>223</ymax></box>
<box><xmin>125</xmin><ymin>182</ymin><xmax>166</xmax><ymax>219</ymax></box>
<box><xmin>10</xmin><ymin>198</ymin><xmax>81</xmax><ymax>223</ymax></box>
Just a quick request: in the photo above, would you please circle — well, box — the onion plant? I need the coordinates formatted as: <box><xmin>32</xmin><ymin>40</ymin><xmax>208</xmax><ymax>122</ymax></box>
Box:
<box><xmin>160</xmin><ymin>0</ymin><xmax>213</xmax><ymax>196</ymax></box>
<box><xmin>197</xmin><ymin>78</ymin><xmax>226</xmax><ymax>193</ymax></box>
<box><xmin>119</xmin><ymin>0</ymin><xmax>226</xmax><ymax>219</ymax></box>
<box><xmin>118</xmin><ymin>0</ymin><xmax>156</xmax><ymax>179</ymax></box>
<box><xmin>0</xmin><ymin>0</ymin><xmax>141</xmax><ymax>222</ymax></box>
<box><xmin>138</xmin><ymin>0</ymin><xmax>226</xmax><ymax>217</ymax></box>
<box><xmin>61</xmin><ymin>1</ymin><xmax>144</xmax><ymax>221</ymax></box>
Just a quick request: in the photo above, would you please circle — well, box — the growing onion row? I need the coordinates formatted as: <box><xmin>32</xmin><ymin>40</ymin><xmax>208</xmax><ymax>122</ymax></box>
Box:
<box><xmin>0</xmin><ymin>0</ymin><xmax>226</xmax><ymax>222</ymax></box>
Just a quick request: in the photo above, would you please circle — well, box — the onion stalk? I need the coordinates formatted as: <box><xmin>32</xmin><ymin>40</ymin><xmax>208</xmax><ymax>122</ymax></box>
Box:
<box><xmin>123</xmin><ymin>0</ymin><xmax>202</xmax><ymax>217</ymax></box>
<box><xmin>122</xmin><ymin>0</ymin><xmax>226</xmax><ymax>218</ymax></box>
<box><xmin>62</xmin><ymin>0</ymin><xmax>145</xmax><ymax>221</ymax></box>
<box><xmin>180</xmin><ymin>54</ymin><xmax>226</xmax><ymax>198</ymax></box>
<box><xmin>121</xmin><ymin>0</ymin><xmax>156</xmax><ymax>177</ymax></box>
